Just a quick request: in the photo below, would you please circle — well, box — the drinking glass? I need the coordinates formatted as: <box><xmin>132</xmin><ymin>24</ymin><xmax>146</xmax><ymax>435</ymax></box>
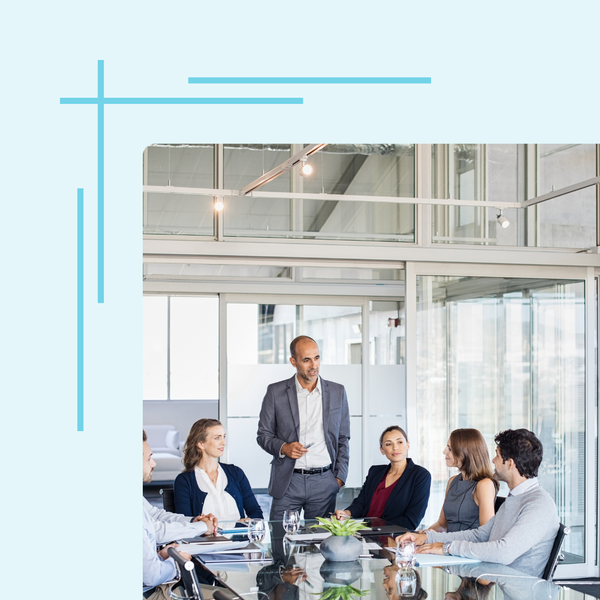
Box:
<box><xmin>248</xmin><ymin>518</ymin><xmax>266</xmax><ymax>543</ymax></box>
<box><xmin>283</xmin><ymin>510</ymin><xmax>301</xmax><ymax>534</ymax></box>
<box><xmin>396</xmin><ymin>567</ymin><xmax>417</xmax><ymax>597</ymax></box>
<box><xmin>395</xmin><ymin>540</ymin><xmax>416</xmax><ymax>567</ymax></box>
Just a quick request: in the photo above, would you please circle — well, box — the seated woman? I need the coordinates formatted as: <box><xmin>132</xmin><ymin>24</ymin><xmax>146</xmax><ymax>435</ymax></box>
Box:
<box><xmin>426</xmin><ymin>428</ymin><xmax>497</xmax><ymax>532</ymax></box>
<box><xmin>174</xmin><ymin>418</ymin><xmax>263</xmax><ymax>522</ymax></box>
<box><xmin>335</xmin><ymin>426</ymin><xmax>431</xmax><ymax>529</ymax></box>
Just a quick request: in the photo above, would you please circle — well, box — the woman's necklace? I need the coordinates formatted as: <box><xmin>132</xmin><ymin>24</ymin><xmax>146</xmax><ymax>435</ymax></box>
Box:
<box><xmin>209</xmin><ymin>467</ymin><xmax>219</xmax><ymax>485</ymax></box>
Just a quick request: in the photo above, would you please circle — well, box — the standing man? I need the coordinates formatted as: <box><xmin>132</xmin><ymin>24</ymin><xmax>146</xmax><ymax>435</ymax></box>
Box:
<box><xmin>257</xmin><ymin>335</ymin><xmax>350</xmax><ymax>520</ymax></box>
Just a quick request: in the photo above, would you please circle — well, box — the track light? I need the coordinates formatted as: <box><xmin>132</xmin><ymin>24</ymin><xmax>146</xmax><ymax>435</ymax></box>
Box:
<box><xmin>299</xmin><ymin>159</ymin><xmax>313</xmax><ymax>177</ymax></box>
<box><xmin>496</xmin><ymin>211</ymin><xmax>509</xmax><ymax>228</ymax></box>
<box><xmin>214</xmin><ymin>197</ymin><xmax>224</xmax><ymax>211</ymax></box>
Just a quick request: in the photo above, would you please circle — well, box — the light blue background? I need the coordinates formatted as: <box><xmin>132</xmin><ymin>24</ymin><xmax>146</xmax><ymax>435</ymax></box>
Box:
<box><xmin>1</xmin><ymin>1</ymin><xmax>599</xmax><ymax>597</ymax></box>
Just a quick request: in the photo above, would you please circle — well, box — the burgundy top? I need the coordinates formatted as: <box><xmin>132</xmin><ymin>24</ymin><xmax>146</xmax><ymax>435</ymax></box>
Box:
<box><xmin>366</xmin><ymin>469</ymin><xmax>400</xmax><ymax>518</ymax></box>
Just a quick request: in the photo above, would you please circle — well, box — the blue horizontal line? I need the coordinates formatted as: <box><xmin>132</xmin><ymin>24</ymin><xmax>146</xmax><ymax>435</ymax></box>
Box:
<box><xmin>60</xmin><ymin>97</ymin><xmax>303</xmax><ymax>105</ymax></box>
<box><xmin>188</xmin><ymin>77</ymin><xmax>431</xmax><ymax>84</ymax></box>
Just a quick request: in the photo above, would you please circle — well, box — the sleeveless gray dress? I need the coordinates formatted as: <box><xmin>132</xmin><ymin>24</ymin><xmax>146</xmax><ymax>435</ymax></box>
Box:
<box><xmin>443</xmin><ymin>474</ymin><xmax>480</xmax><ymax>531</ymax></box>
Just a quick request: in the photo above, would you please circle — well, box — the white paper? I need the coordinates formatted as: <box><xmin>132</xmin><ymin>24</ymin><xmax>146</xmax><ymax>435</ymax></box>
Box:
<box><xmin>287</xmin><ymin>532</ymin><xmax>331</xmax><ymax>541</ymax></box>
<box><xmin>177</xmin><ymin>541</ymin><xmax>250</xmax><ymax>555</ymax></box>
<box><xmin>384</xmin><ymin>549</ymin><xmax>481</xmax><ymax>567</ymax></box>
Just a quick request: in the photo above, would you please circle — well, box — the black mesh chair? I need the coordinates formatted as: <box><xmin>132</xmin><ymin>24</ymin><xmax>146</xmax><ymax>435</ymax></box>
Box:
<box><xmin>494</xmin><ymin>496</ymin><xmax>506</xmax><ymax>513</ymax></box>
<box><xmin>542</xmin><ymin>523</ymin><xmax>570</xmax><ymax>581</ymax></box>
<box><xmin>167</xmin><ymin>547</ymin><xmax>204</xmax><ymax>600</ymax></box>
<box><xmin>161</xmin><ymin>487</ymin><xmax>176</xmax><ymax>512</ymax></box>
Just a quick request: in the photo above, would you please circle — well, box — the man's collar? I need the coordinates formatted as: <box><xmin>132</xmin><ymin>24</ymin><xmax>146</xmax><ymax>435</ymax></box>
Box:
<box><xmin>295</xmin><ymin>374</ymin><xmax>321</xmax><ymax>395</ymax></box>
<box><xmin>508</xmin><ymin>476</ymin><xmax>538</xmax><ymax>496</ymax></box>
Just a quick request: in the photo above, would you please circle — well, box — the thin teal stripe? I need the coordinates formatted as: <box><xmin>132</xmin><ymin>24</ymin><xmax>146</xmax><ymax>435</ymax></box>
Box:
<box><xmin>60</xmin><ymin>97</ymin><xmax>303</xmax><ymax>104</ymax></box>
<box><xmin>188</xmin><ymin>77</ymin><xmax>431</xmax><ymax>84</ymax></box>
<box><xmin>77</xmin><ymin>188</ymin><xmax>84</xmax><ymax>432</ymax></box>
<box><xmin>98</xmin><ymin>60</ymin><xmax>104</xmax><ymax>304</ymax></box>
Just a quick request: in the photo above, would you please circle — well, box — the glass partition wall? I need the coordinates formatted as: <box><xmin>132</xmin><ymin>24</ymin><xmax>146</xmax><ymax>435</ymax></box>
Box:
<box><xmin>414</xmin><ymin>271</ymin><xmax>594</xmax><ymax>568</ymax></box>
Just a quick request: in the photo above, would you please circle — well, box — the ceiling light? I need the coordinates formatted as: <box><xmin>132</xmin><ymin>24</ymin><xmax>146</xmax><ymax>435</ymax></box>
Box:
<box><xmin>214</xmin><ymin>197</ymin><xmax>224</xmax><ymax>211</ymax></box>
<box><xmin>299</xmin><ymin>160</ymin><xmax>313</xmax><ymax>177</ymax></box>
<box><xmin>496</xmin><ymin>211</ymin><xmax>509</xmax><ymax>228</ymax></box>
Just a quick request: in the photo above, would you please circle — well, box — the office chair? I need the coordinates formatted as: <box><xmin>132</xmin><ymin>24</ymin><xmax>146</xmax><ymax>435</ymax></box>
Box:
<box><xmin>494</xmin><ymin>496</ymin><xmax>506</xmax><ymax>513</ymax></box>
<box><xmin>167</xmin><ymin>547</ymin><xmax>204</xmax><ymax>600</ymax></box>
<box><xmin>161</xmin><ymin>487</ymin><xmax>176</xmax><ymax>512</ymax></box>
<box><xmin>542</xmin><ymin>523</ymin><xmax>570</xmax><ymax>581</ymax></box>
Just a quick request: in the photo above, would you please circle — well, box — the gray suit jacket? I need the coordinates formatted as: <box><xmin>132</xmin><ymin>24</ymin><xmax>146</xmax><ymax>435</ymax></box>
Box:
<box><xmin>257</xmin><ymin>375</ymin><xmax>351</xmax><ymax>499</ymax></box>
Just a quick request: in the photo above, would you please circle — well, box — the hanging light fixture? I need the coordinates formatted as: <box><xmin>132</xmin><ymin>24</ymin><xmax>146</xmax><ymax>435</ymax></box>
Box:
<box><xmin>299</xmin><ymin>158</ymin><xmax>313</xmax><ymax>177</ymax></box>
<box><xmin>214</xmin><ymin>196</ymin><xmax>224</xmax><ymax>211</ymax></box>
<box><xmin>496</xmin><ymin>210</ymin><xmax>509</xmax><ymax>228</ymax></box>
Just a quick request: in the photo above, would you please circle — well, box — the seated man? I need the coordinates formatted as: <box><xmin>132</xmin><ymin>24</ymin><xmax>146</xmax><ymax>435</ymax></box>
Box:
<box><xmin>143</xmin><ymin>430</ymin><xmax>216</xmax><ymax>599</ymax></box>
<box><xmin>397</xmin><ymin>428</ymin><xmax>559</xmax><ymax>578</ymax></box>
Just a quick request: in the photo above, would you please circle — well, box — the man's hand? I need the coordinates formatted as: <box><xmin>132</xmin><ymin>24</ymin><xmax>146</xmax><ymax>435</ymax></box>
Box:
<box><xmin>417</xmin><ymin>542</ymin><xmax>444</xmax><ymax>555</ymax></box>
<box><xmin>194</xmin><ymin>512</ymin><xmax>218</xmax><ymax>534</ymax></box>
<box><xmin>334</xmin><ymin>509</ymin><xmax>351</xmax><ymax>521</ymax></box>
<box><xmin>395</xmin><ymin>532</ymin><xmax>427</xmax><ymax>547</ymax></box>
<box><xmin>281</xmin><ymin>567</ymin><xmax>308</xmax><ymax>585</ymax></box>
<box><xmin>281</xmin><ymin>442</ymin><xmax>309</xmax><ymax>459</ymax></box>
<box><xmin>158</xmin><ymin>543</ymin><xmax>183</xmax><ymax>560</ymax></box>
<box><xmin>336</xmin><ymin>477</ymin><xmax>343</xmax><ymax>489</ymax></box>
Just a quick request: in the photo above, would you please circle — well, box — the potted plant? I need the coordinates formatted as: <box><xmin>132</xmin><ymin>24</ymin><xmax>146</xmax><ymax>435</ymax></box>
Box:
<box><xmin>311</xmin><ymin>516</ymin><xmax>368</xmax><ymax>562</ymax></box>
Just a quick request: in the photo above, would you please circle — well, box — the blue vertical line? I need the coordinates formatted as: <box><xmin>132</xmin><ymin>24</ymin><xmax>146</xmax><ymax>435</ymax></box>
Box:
<box><xmin>98</xmin><ymin>59</ymin><xmax>105</xmax><ymax>304</ymax></box>
<box><xmin>77</xmin><ymin>188</ymin><xmax>84</xmax><ymax>431</ymax></box>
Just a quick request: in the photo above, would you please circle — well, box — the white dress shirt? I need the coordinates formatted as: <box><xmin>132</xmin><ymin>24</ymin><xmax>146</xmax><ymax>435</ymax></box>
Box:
<box><xmin>194</xmin><ymin>466</ymin><xmax>241</xmax><ymax>522</ymax></box>
<box><xmin>143</xmin><ymin>497</ymin><xmax>207</xmax><ymax>544</ymax></box>
<box><xmin>143</xmin><ymin>501</ymin><xmax>177</xmax><ymax>592</ymax></box>
<box><xmin>508</xmin><ymin>476</ymin><xmax>539</xmax><ymax>497</ymax></box>
<box><xmin>294</xmin><ymin>376</ymin><xmax>331</xmax><ymax>469</ymax></box>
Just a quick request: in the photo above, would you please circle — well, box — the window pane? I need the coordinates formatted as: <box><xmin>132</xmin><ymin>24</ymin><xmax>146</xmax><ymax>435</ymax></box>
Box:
<box><xmin>170</xmin><ymin>297</ymin><xmax>219</xmax><ymax>400</ymax></box>
<box><xmin>417</xmin><ymin>275</ymin><xmax>587</xmax><ymax>562</ymax></box>
<box><xmin>538</xmin><ymin>144</ymin><xmax>596</xmax><ymax>249</ymax></box>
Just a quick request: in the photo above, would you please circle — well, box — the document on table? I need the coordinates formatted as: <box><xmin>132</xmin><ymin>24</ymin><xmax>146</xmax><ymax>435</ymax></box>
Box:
<box><xmin>287</xmin><ymin>532</ymin><xmax>331</xmax><ymax>541</ymax></box>
<box><xmin>177</xmin><ymin>541</ymin><xmax>249</xmax><ymax>555</ymax></box>
<box><xmin>384</xmin><ymin>549</ymin><xmax>481</xmax><ymax>567</ymax></box>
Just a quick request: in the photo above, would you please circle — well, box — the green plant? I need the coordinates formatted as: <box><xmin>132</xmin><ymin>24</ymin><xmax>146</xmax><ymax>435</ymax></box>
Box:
<box><xmin>313</xmin><ymin>585</ymin><xmax>369</xmax><ymax>600</ymax></box>
<box><xmin>310</xmin><ymin>516</ymin><xmax>368</xmax><ymax>537</ymax></box>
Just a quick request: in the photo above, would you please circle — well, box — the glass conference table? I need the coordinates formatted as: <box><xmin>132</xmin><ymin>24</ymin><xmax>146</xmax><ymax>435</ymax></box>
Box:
<box><xmin>175</xmin><ymin>519</ymin><xmax>586</xmax><ymax>600</ymax></box>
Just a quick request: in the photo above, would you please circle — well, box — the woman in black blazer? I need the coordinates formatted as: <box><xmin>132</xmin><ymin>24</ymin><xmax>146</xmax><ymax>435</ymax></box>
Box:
<box><xmin>335</xmin><ymin>426</ymin><xmax>431</xmax><ymax>529</ymax></box>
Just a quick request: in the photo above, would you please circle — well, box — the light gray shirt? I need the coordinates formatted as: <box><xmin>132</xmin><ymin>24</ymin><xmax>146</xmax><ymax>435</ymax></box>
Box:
<box><xmin>143</xmin><ymin>497</ymin><xmax>207</xmax><ymax>544</ymax></box>
<box><xmin>426</xmin><ymin>482</ymin><xmax>559</xmax><ymax>577</ymax></box>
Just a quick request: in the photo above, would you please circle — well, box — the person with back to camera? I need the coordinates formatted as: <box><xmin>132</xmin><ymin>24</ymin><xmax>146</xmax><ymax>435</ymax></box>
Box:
<box><xmin>396</xmin><ymin>429</ymin><xmax>560</xmax><ymax>578</ymax></box>
<box><xmin>173</xmin><ymin>418</ymin><xmax>263</xmax><ymax>522</ymax></box>
<box><xmin>425</xmin><ymin>428</ymin><xmax>497</xmax><ymax>533</ymax></box>
<box><xmin>334</xmin><ymin>426</ymin><xmax>431</xmax><ymax>530</ymax></box>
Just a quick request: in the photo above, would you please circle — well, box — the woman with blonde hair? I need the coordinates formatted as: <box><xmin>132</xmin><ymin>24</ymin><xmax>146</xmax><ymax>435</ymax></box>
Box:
<box><xmin>427</xmin><ymin>428</ymin><xmax>497</xmax><ymax>532</ymax></box>
<box><xmin>173</xmin><ymin>418</ymin><xmax>263</xmax><ymax>521</ymax></box>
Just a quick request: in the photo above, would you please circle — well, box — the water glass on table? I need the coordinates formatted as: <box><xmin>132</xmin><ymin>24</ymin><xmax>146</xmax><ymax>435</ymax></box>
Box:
<box><xmin>248</xmin><ymin>518</ymin><xmax>266</xmax><ymax>543</ymax></box>
<box><xmin>395</xmin><ymin>540</ymin><xmax>416</xmax><ymax>567</ymax></box>
<box><xmin>283</xmin><ymin>510</ymin><xmax>300</xmax><ymax>534</ymax></box>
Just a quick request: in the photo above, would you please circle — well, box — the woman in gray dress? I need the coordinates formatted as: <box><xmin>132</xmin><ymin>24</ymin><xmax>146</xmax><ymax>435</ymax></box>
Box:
<box><xmin>427</xmin><ymin>428</ymin><xmax>497</xmax><ymax>532</ymax></box>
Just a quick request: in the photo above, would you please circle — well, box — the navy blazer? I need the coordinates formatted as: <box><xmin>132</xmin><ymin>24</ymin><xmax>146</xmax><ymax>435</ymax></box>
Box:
<box><xmin>346</xmin><ymin>459</ymin><xmax>431</xmax><ymax>530</ymax></box>
<box><xmin>173</xmin><ymin>463</ymin><xmax>264</xmax><ymax>519</ymax></box>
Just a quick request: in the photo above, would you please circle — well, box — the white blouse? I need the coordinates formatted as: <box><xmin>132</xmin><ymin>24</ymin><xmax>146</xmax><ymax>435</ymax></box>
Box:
<box><xmin>194</xmin><ymin>466</ymin><xmax>241</xmax><ymax>522</ymax></box>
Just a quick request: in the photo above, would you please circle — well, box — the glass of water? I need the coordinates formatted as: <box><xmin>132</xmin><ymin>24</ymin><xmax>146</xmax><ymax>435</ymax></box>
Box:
<box><xmin>248</xmin><ymin>518</ymin><xmax>266</xmax><ymax>543</ymax></box>
<box><xmin>395</xmin><ymin>540</ymin><xmax>416</xmax><ymax>567</ymax></box>
<box><xmin>396</xmin><ymin>567</ymin><xmax>417</xmax><ymax>597</ymax></box>
<box><xmin>283</xmin><ymin>510</ymin><xmax>300</xmax><ymax>534</ymax></box>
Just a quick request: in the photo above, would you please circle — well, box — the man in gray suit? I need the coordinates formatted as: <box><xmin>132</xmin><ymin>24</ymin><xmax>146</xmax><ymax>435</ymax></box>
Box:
<box><xmin>257</xmin><ymin>335</ymin><xmax>351</xmax><ymax>520</ymax></box>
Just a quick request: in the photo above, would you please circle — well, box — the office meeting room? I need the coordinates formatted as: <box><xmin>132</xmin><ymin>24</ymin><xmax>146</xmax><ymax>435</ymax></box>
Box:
<box><xmin>141</xmin><ymin>143</ymin><xmax>600</xmax><ymax>600</ymax></box>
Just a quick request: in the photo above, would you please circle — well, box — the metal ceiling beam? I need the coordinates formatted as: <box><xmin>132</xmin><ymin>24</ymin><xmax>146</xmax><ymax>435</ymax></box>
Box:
<box><xmin>239</xmin><ymin>144</ymin><xmax>327</xmax><ymax>195</ymax></box>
